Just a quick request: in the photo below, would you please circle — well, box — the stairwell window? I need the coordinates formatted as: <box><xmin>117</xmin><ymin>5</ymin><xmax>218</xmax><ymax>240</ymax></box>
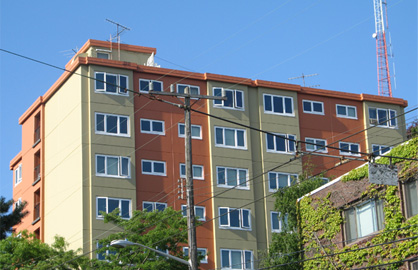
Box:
<box><xmin>213</xmin><ymin>88</ymin><xmax>244</xmax><ymax>110</ymax></box>
<box><xmin>217</xmin><ymin>166</ymin><xmax>248</xmax><ymax>189</ymax></box>
<box><xmin>95</xmin><ymin>72</ymin><xmax>128</xmax><ymax>95</ymax></box>
<box><xmin>264</xmin><ymin>94</ymin><xmax>294</xmax><ymax>116</ymax></box>
<box><xmin>140</xmin><ymin>119</ymin><xmax>165</xmax><ymax>135</ymax></box>
<box><xmin>219</xmin><ymin>207</ymin><xmax>251</xmax><ymax>230</ymax></box>
<box><xmin>143</xmin><ymin>201</ymin><xmax>167</xmax><ymax>212</ymax></box>
<box><xmin>302</xmin><ymin>100</ymin><xmax>324</xmax><ymax>115</ymax></box>
<box><xmin>141</xmin><ymin>160</ymin><xmax>166</xmax><ymax>176</ymax></box>
<box><xmin>96</xmin><ymin>197</ymin><xmax>131</xmax><ymax>219</ymax></box>
<box><xmin>369</xmin><ymin>107</ymin><xmax>397</xmax><ymax>128</ymax></box>
<box><xmin>96</xmin><ymin>155</ymin><xmax>130</xmax><ymax>178</ymax></box>
<box><xmin>139</xmin><ymin>79</ymin><xmax>163</xmax><ymax>92</ymax></box>
<box><xmin>336</xmin><ymin>104</ymin><xmax>357</xmax><ymax>119</ymax></box>
<box><xmin>181</xmin><ymin>205</ymin><xmax>206</xmax><ymax>221</ymax></box>
<box><xmin>220</xmin><ymin>249</ymin><xmax>253</xmax><ymax>270</ymax></box>
<box><xmin>15</xmin><ymin>164</ymin><xmax>22</xmax><ymax>186</ymax></box>
<box><xmin>268</xmin><ymin>172</ymin><xmax>298</xmax><ymax>191</ymax></box>
<box><xmin>339</xmin><ymin>142</ymin><xmax>361</xmax><ymax>156</ymax></box>
<box><xmin>95</xmin><ymin>113</ymin><xmax>129</xmax><ymax>136</ymax></box>
<box><xmin>215</xmin><ymin>127</ymin><xmax>246</xmax><ymax>149</ymax></box>
<box><xmin>266</xmin><ymin>133</ymin><xmax>296</xmax><ymax>154</ymax></box>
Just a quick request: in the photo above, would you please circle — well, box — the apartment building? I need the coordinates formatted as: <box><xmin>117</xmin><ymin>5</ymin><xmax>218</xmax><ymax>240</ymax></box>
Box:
<box><xmin>10</xmin><ymin>39</ymin><xmax>407</xmax><ymax>269</ymax></box>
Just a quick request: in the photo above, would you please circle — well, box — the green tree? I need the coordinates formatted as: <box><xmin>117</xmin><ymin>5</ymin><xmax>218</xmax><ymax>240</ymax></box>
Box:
<box><xmin>97</xmin><ymin>207</ymin><xmax>190</xmax><ymax>270</ymax></box>
<box><xmin>0</xmin><ymin>196</ymin><xmax>29</xmax><ymax>240</ymax></box>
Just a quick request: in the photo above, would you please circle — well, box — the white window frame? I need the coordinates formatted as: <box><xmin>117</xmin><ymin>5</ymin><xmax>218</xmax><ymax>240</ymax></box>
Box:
<box><xmin>96</xmin><ymin>197</ymin><xmax>131</xmax><ymax>219</ymax></box>
<box><xmin>14</xmin><ymin>198</ymin><xmax>22</xmax><ymax>210</ymax></box>
<box><xmin>302</xmin><ymin>100</ymin><xmax>324</xmax><ymax>115</ymax></box>
<box><xmin>15</xmin><ymin>164</ymin><xmax>22</xmax><ymax>186</ymax></box>
<box><xmin>271</xmin><ymin>211</ymin><xmax>288</xmax><ymax>233</ymax></box>
<box><xmin>178</xmin><ymin>123</ymin><xmax>202</xmax><ymax>139</ymax></box>
<box><xmin>339</xmin><ymin>142</ymin><xmax>361</xmax><ymax>156</ymax></box>
<box><xmin>213</xmin><ymin>87</ymin><xmax>244</xmax><ymax>110</ymax></box>
<box><xmin>180</xmin><ymin>163</ymin><xmax>204</xmax><ymax>180</ymax></box>
<box><xmin>266</xmin><ymin>133</ymin><xmax>296</xmax><ymax>154</ymax></box>
<box><xmin>268</xmin><ymin>172</ymin><xmax>298</xmax><ymax>192</ymax></box>
<box><xmin>371</xmin><ymin>144</ymin><xmax>392</xmax><ymax>156</ymax></box>
<box><xmin>181</xmin><ymin>205</ymin><xmax>206</xmax><ymax>221</ymax></box>
<box><xmin>96</xmin><ymin>154</ymin><xmax>131</xmax><ymax>178</ymax></box>
<box><xmin>305</xmin><ymin>137</ymin><xmax>327</xmax><ymax>153</ymax></box>
<box><xmin>336</xmin><ymin>104</ymin><xmax>357</xmax><ymax>119</ymax></box>
<box><xmin>219</xmin><ymin>207</ymin><xmax>251</xmax><ymax>230</ymax></box>
<box><xmin>216</xmin><ymin>166</ymin><xmax>249</xmax><ymax>189</ymax></box>
<box><xmin>220</xmin><ymin>249</ymin><xmax>253</xmax><ymax>270</ymax></box>
<box><xmin>215</xmin><ymin>126</ymin><xmax>247</xmax><ymax>149</ymax></box>
<box><xmin>404</xmin><ymin>179</ymin><xmax>418</xmax><ymax>218</ymax></box>
<box><xmin>95</xmin><ymin>112</ymin><xmax>130</xmax><ymax>137</ymax></box>
<box><xmin>368</xmin><ymin>107</ymin><xmax>397</xmax><ymax>128</ymax></box>
<box><xmin>142</xmin><ymin>201</ymin><xmax>167</xmax><ymax>212</ymax></box>
<box><xmin>95</xmin><ymin>72</ymin><xmax>129</xmax><ymax>96</ymax></box>
<box><xmin>141</xmin><ymin>159</ymin><xmax>166</xmax><ymax>176</ymax></box>
<box><xmin>140</xmin><ymin>119</ymin><xmax>165</xmax><ymax>135</ymax></box>
<box><xmin>183</xmin><ymin>247</ymin><xmax>208</xmax><ymax>264</ymax></box>
<box><xmin>263</xmin><ymin>94</ymin><xmax>294</xmax><ymax>116</ymax></box>
<box><xmin>139</xmin><ymin>79</ymin><xmax>163</xmax><ymax>92</ymax></box>
<box><xmin>177</xmin><ymin>84</ymin><xmax>200</xmax><ymax>95</ymax></box>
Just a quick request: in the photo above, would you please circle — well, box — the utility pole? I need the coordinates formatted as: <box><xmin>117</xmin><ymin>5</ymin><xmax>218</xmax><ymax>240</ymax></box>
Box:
<box><xmin>149</xmin><ymin>85</ymin><xmax>225</xmax><ymax>270</ymax></box>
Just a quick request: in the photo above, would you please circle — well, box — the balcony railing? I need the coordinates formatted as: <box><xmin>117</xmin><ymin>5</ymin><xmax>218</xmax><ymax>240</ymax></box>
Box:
<box><xmin>34</xmin><ymin>127</ymin><xmax>40</xmax><ymax>143</ymax></box>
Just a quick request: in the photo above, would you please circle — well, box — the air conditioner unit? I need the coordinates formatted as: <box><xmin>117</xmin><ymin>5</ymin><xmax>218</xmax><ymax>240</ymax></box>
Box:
<box><xmin>369</xmin><ymin>119</ymin><xmax>378</xmax><ymax>125</ymax></box>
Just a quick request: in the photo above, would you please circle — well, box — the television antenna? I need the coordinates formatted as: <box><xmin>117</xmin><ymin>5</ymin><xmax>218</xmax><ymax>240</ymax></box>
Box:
<box><xmin>106</xmin><ymin>19</ymin><xmax>131</xmax><ymax>61</ymax></box>
<box><xmin>288</xmin><ymin>73</ymin><xmax>319</xmax><ymax>88</ymax></box>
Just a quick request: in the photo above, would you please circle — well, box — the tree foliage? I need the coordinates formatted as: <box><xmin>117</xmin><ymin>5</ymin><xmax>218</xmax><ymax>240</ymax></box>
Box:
<box><xmin>0</xmin><ymin>196</ymin><xmax>29</xmax><ymax>240</ymax></box>
<box><xmin>407</xmin><ymin>119</ymin><xmax>418</xmax><ymax>139</ymax></box>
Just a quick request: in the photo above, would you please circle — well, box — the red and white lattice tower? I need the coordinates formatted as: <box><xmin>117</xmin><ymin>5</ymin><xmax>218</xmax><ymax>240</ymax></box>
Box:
<box><xmin>373</xmin><ymin>0</ymin><xmax>392</xmax><ymax>97</ymax></box>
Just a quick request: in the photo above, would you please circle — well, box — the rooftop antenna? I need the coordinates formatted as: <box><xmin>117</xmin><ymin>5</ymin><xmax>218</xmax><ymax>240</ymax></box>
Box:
<box><xmin>106</xmin><ymin>19</ymin><xmax>131</xmax><ymax>61</ymax></box>
<box><xmin>59</xmin><ymin>46</ymin><xmax>79</xmax><ymax>58</ymax></box>
<box><xmin>288</xmin><ymin>73</ymin><xmax>319</xmax><ymax>87</ymax></box>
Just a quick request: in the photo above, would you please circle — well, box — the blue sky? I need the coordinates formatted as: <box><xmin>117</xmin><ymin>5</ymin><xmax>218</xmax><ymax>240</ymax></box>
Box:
<box><xmin>1</xmin><ymin>0</ymin><xmax>417</xmax><ymax>201</ymax></box>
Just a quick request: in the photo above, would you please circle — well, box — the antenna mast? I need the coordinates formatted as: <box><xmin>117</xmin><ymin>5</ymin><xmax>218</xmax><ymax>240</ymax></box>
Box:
<box><xmin>372</xmin><ymin>0</ymin><xmax>392</xmax><ymax>97</ymax></box>
<box><xmin>288</xmin><ymin>73</ymin><xmax>319</xmax><ymax>88</ymax></box>
<box><xmin>106</xmin><ymin>19</ymin><xmax>130</xmax><ymax>61</ymax></box>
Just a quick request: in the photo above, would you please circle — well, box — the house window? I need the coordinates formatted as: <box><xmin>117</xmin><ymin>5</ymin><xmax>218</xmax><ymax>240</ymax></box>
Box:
<box><xmin>268</xmin><ymin>172</ymin><xmax>298</xmax><ymax>191</ymax></box>
<box><xmin>271</xmin><ymin>211</ymin><xmax>288</xmax><ymax>233</ymax></box>
<box><xmin>371</xmin><ymin>144</ymin><xmax>392</xmax><ymax>156</ymax></box>
<box><xmin>141</xmin><ymin>160</ymin><xmax>166</xmax><ymax>176</ymax></box>
<box><xmin>213</xmin><ymin>88</ymin><xmax>244</xmax><ymax>110</ymax></box>
<box><xmin>305</xmin><ymin>138</ymin><xmax>327</xmax><ymax>152</ymax></box>
<box><xmin>177</xmin><ymin>84</ymin><xmax>200</xmax><ymax>95</ymax></box>
<box><xmin>219</xmin><ymin>207</ymin><xmax>251</xmax><ymax>230</ymax></box>
<box><xmin>183</xmin><ymin>247</ymin><xmax>208</xmax><ymax>264</ymax></box>
<box><xmin>215</xmin><ymin>127</ymin><xmax>246</xmax><ymax>149</ymax></box>
<box><xmin>96</xmin><ymin>243</ymin><xmax>117</xmax><ymax>260</ymax></box>
<box><xmin>34</xmin><ymin>113</ymin><xmax>41</xmax><ymax>144</ymax></box>
<box><xmin>14</xmin><ymin>164</ymin><xmax>22</xmax><ymax>186</ymax></box>
<box><xmin>217</xmin><ymin>167</ymin><xmax>248</xmax><ymax>189</ymax></box>
<box><xmin>95</xmin><ymin>113</ymin><xmax>129</xmax><ymax>136</ymax></box>
<box><xmin>336</xmin><ymin>104</ymin><xmax>357</xmax><ymax>119</ymax></box>
<box><xmin>95</xmin><ymin>72</ymin><xmax>128</xmax><ymax>95</ymax></box>
<box><xmin>34</xmin><ymin>151</ymin><xmax>41</xmax><ymax>183</ymax></box>
<box><xmin>14</xmin><ymin>198</ymin><xmax>22</xmax><ymax>210</ymax></box>
<box><xmin>143</xmin><ymin>201</ymin><xmax>167</xmax><ymax>212</ymax></box>
<box><xmin>180</xmin><ymin>164</ymin><xmax>204</xmax><ymax>180</ymax></box>
<box><xmin>140</xmin><ymin>119</ymin><xmax>165</xmax><ymax>135</ymax></box>
<box><xmin>263</xmin><ymin>94</ymin><xmax>294</xmax><ymax>116</ymax></box>
<box><xmin>96</xmin><ymin>197</ymin><xmax>131</xmax><ymax>219</ymax></box>
<box><xmin>178</xmin><ymin>123</ymin><xmax>202</xmax><ymax>139</ymax></box>
<box><xmin>339</xmin><ymin>142</ymin><xmax>361</xmax><ymax>156</ymax></box>
<box><xmin>302</xmin><ymin>100</ymin><xmax>324</xmax><ymax>115</ymax></box>
<box><xmin>139</xmin><ymin>79</ymin><xmax>163</xmax><ymax>92</ymax></box>
<box><xmin>96</xmin><ymin>52</ymin><xmax>110</xmax><ymax>59</ymax></box>
<box><xmin>411</xmin><ymin>260</ymin><xmax>418</xmax><ymax>270</ymax></box>
<box><xmin>96</xmin><ymin>155</ymin><xmax>130</xmax><ymax>178</ymax></box>
<box><xmin>181</xmin><ymin>205</ymin><xmax>206</xmax><ymax>221</ymax></box>
<box><xmin>34</xmin><ymin>190</ymin><xmax>40</xmax><ymax>221</ymax></box>
<box><xmin>344</xmin><ymin>199</ymin><xmax>384</xmax><ymax>243</ymax></box>
<box><xmin>220</xmin><ymin>249</ymin><xmax>253</xmax><ymax>270</ymax></box>
<box><xmin>266</xmin><ymin>133</ymin><xmax>296</xmax><ymax>154</ymax></box>
<box><xmin>369</xmin><ymin>107</ymin><xmax>397</xmax><ymax>128</ymax></box>
<box><xmin>404</xmin><ymin>179</ymin><xmax>418</xmax><ymax>218</ymax></box>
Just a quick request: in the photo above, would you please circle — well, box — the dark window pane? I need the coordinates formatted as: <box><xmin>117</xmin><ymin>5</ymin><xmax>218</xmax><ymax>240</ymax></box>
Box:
<box><xmin>106</xmin><ymin>115</ymin><xmax>118</xmax><ymax>134</ymax></box>
<box><xmin>224</xmin><ymin>90</ymin><xmax>233</xmax><ymax>107</ymax></box>
<box><xmin>347</xmin><ymin>107</ymin><xmax>356</xmax><ymax>118</ymax></box>
<box><xmin>272</xmin><ymin>212</ymin><xmax>279</xmax><ymax>230</ymax></box>
<box><xmin>242</xmin><ymin>210</ymin><xmax>250</xmax><ymax>228</ymax></box>
<box><xmin>275</xmin><ymin>135</ymin><xmax>286</xmax><ymax>151</ymax></box>
<box><xmin>143</xmin><ymin>203</ymin><xmax>153</xmax><ymax>212</ymax></box>
<box><xmin>191</xmin><ymin>86</ymin><xmax>199</xmax><ymax>95</ymax></box>
<box><xmin>303</xmin><ymin>101</ymin><xmax>311</xmax><ymax>112</ymax></box>
<box><xmin>156</xmin><ymin>203</ymin><xmax>166</xmax><ymax>211</ymax></box>
<box><xmin>313</xmin><ymin>102</ymin><xmax>322</xmax><ymax>113</ymax></box>
<box><xmin>119</xmin><ymin>76</ymin><xmax>127</xmax><ymax>93</ymax></box>
<box><xmin>267</xmin><ymin>134</ymin><xmax>274</xmax><ymax>150</ymax></box>
<box><xmin>152</xmin><ymin>121</ymin><xmax>163</xmax><ymax>132</ymax></box>
<box><xmin>235</xmin><ymin>91</ymin><xmax>243</xmax><ymax>108</ymax></box>
<box><xmin>288</xmin><ymin>135</ymin><xmax>296</xmax><ymax>152</ymax></box>
<box><xmin>245</xmin><ymin>251</ymin><xmax>252</xmax><ymax>269</ymax></box>
<box><xmin>108</xmin><ymin>199</ymin><xmax>119</xmax><ymax>213</ymax></box>
<box><xmin>153</xmin><ymin>81</ymin><xmax>162</xmax><ymax>91</ymax></box>
<box><xmin>140</xmin><ymin>80</ymin><xmax>149</xmax><ymax>91</ymax></box>
<box><xmin>121</xmin><ymin>200</ymin><xmax>130</xmax><ymax>218</ymax></box>
<box><xmin>142</xmin><ymin>161</ymin><xmax>152</xmax><ymax>173</ymax></box>
<box><xmin>215</xmin><ymin>128</ymin><xmax>223</xmax><ymax>145</ymax></box>
<box><xmin>340</xmin><ymin>143</ymin><xmax>349</xmax><ymax>152</ymax></box>
<box><xmin>141</xmin><ymin>120</ymin><xmax>151</xmax><ymax>131</ymax></box>
<box><xmin>264</xmin><ymin>95</ymin><xmax>272</xmax><ymax>111</ymax></box>
<box><xmin>372</xmin><ymin>145</ymin><xmax>380</xmax><ymax>155</ymax></box>
<box><xmin>179</xmin><ymin>124</ymin><xmax>185</xmax><ymax>135</ymax></box>
<box><xmin>278</xmin><ymin>174</ymin><xmax>288</xmax><ymax>188</ymax></box>
<box><xmin>221</xmin><ymin>250</ymin><xmax>230</xmax><ymax>268</ymax></box>
<box><xmin>97</xmin><ymin>198</ymin><xmax>106</xmax><ymax>216</ymax></box>
<box><xmin>229</xmin><ymin>210</ymin><xmax>240</xmax><ymax>227</ymax></box>
<box><xmin>239</xmin><ymin>170</ymin><xmax>247</xmax><ymax>187</ymax></box>
<box><xmin>220</xmin><ymin>208</ymin><xmax>228</xmax><ymax>225</ymax></box>
<box><xmin>269</xmin><ymin>173</ymin><xmax>277</xmax><ymax>190</ymax></box>
<box><xmin>97</xmin><ymin>156</ymin><xmax>105</xmax><ymax>174</ymax></box>
<box><xmin>96</xmin><ymin>73</ymin><xmax>105</xmax><ymax>90</ymax></box>
<box><xmin>217</xmin><ymin>167</ymin><xmax>225</xmax><ymax>185</ymax></box>
<box><xmin>369</xmin><ymin>108</ymin><xmax>377</xmax><ymax>119</ymax></box>
<box><xmin>121</xmin><ymin>158</ymin><xmax>129</xmax><ymax>176</ymax></box>
<box><xmin>273</xmin><ymin>96</ymin><xmax>283</xmax><ymax>113</ymax></box>
<box><xmin>178</xmin><ymin>85</ymin><xmax>186</xmax><ymax>94</ymax></box>
<box><xmin>96</xmin><ymin>114</ymin><xmax>105</xmax><ymax>132</ymax></box>
<box><xmin>390</xmin><ymin>110</ymin><xmax>397</xmax><ymax>126</ymax></box>
<box><xmin>154</xmin><ymin>162</ymin><xmax>165</xmax><ymax>174</ymax></box>
<box><xmin>284</xmin><ymin>97</ymin><xmax>293</xmax><ymax>114</ymax></box>
<box><xmin>120</xmin><ymin>117</ymin><xmax>128</xmax><ymax>134</ymax></box>
<box><xmin>337</xmin><ymin>105</ymin><xmax>346</xmax><ymax>116</ymax></box>
<box><xmin>182</xmin><ymin>206</ymin><xmax>187</xmax><ymax>216</ymax></box>
<box><xmin>350</xmin><ymin>144</ymin><xmax>359</xmax><ymax>155</ymax></box>
<box><xmin>180</xmin><ymin>164</ymin><xmax>186</xmax><ymax>176</ymax></box>
<box><xmin>106</xmin><ymin>74</ymin><xmax>117</xmax><ymax>93</ymax></box>
<box><xmin>236</xmin><ymin>130</ymin><xmax>245</xmax><ymax>147</ymax></box>
<box><xmin>214</xmin><ymin>88</ymin><xmax>222</xmax><ymax>105</ymax></box>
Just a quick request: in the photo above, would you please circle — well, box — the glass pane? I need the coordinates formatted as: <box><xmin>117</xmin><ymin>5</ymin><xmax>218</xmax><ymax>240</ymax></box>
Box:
<box><xmin>179</xmin><ymin>124</ymin><xmax>185</xmax><ymax>136</ymax></box>
<box><xmin>106</xmin><ymin>115</ymin><xmax>118</xmax><ymax>134</ymax></box>
<box><xmin>119</xmin><ymin>116</ymin><xmax>128</xmax><ymax>134</ymax></box>
<box><xmin>181</xmin><ymin>206</ymin><xmax>187</xmax><ymax>217</ymax></box>
<box><xmin>350</xmin><ymin>144</ymin><xmax>359</xmax><ymax>155</ymax></box>
<box><xmin>196</xmin><ymin>207</ymin><xmax>204</xmax><ymax>219</ymax></box>
<box><xmin>278</xmin><ymin>174</ymin><xmax>288</xmax><ymax>188</ymax></box>
<box><xmin>357</xmin><ymin>202</ymin><xmax>376</xmax><ymax>237</ymax></box>
<box><xmin>154</xmin><ymin>162</ymin><xmax>165</xmax><ymax>174</ymax></box>
<box><xmin>372</xmin><ymin>145</ymin><xmax>380</xmax><ymax>155</ymax></box>
<box><xmin>220</xmin><ymin>208</ymin><xmax>229</xmax><ymax>225</ymax></box>
<box><xmin>152</xmin><ymin>121</ymin><xmax>163</xmax><ymax>132</ymax></box>
<box><xmin>229</xmin><ymin>209</ymin><xmax>240</xmax><ymax>227</ymax></box>
<box><xmin>142</xmin><ymin>161</ymin><xmax>152</xmax><ymax>173</ymax></box>
<box><xmin>121</xmin><ymin>200</ymin><xmax>130</xmax><ymax>218</ymax></box>
<box><xmin>369</xmin><ymin>108</ymin><xmax>377</xmax><ymax>119</ymax></box>
<box><xmin>269</xmin><ymin>173</ymin><xmax>277</xmax><ymax>190</ymax></box>
<box><xmin>106</xmin><ymin>74</ymin><xmax>117</xmax><ymax>93</ymax></box>
<box><xmin>236</xmin><ymin>130</ymin><xmax>245</xmax><ymax>147</ymax></box>
<box><xmin>143</xmin><ymin>202</ymin><xmax>153</xmax><ymax>212</ymax></box>
<box><xmin>273</xmin><ymin>96</ymin><xmax>283</xmax><ymax>113</ymax></box>
<box><xmin>191</xmin><ymin>126</ymin><xmax>201</xmax><ymax>138</ymax></box>
<box><xmin>305</xmin><ymin>139</ymin><xmax>315</xmax><ymax>151</ymax></box>
<box><xmin>140</xmin><ymin>80</ymin><xmax>149</xmax><ymax>91</ymax></box>
<box><xmin>107</xmin><ymin>157</ymin><xmax>119</xmax><ymax>175</ymax></box>
<box><xmin>97</xmin><ymin>198</ymin><xmax>106</xmax><ymax>216</ymax></box>
<box><xmin>377</xmin><ymin>109</ymin><xmax>387</xmax><ymax>125</ymax></box>
<box><xmin>214</xmin><ymin>88</ymin><xmax>223</xmax><ymax>105</ymax></box>
<box><xmin>267</xmin><ymin>134</ymin><xmax>274</xmax><ymax>150</ymax></box>
<box><xmin>224</xmin><ymin>90</ymin><xmax>233</xmax><ymax>107</ymax></box>
<box><xmin>348</xmin><ymin>107</ymin><xmax>356</xmax><ymax>118</ymax></box>
<box><xmin>224</xmin><ymin>129</ymin><xmax>235</xmax><ymax>146</ymax></box>
<box><xmin>215</xmin><ymin>128</ymin><xmax>223</xmax><ymax>145</ymax></box>
<box><xmin>180</xmin><ymin>164</ymin><xmax>186</xmax><ymax>177</ymax></box>
<box><xmin>156</xmin><ymin>203</ymin><xmax>166</xmax><ymax>211</ymax></box>
<box><xmin>242</xmin><ymin>210</ymin><xmax>250</xmax><ymax>228</ymax></box>
<box><xmin>119</xmin><ymin>76</ymin><xmax>127</xmax><ymax>93</ymax></box>
<box><xmin>96</xmin><ymin>114</ymin><xmax>105</xmax><ymax>132</ymax></box>
<box><xmin>95</xmin><ymin>73</ymin><xmax>105</xmax><ymax>90</ymax></box>
<box><xmin>221</xmin><ymin>250</ymin><xmax>230</xmax><ymax>267</ymax></box>
<box><xmin>303</xmin><ymin>101</ymin><xmax>311</xmax><ymax>112</ymax></box>
<box><xmin>239</xmin><ymin>170</ymin><xmax>247</xmax><ymax>187</ymax></box>
<box><xmin>217</xmin><ymin>167</ymin><xmax>226</xmax><ymax>185</ymax></box>
<box><xmin>405</xmin><ymin>180</ymin><xmax>418</xmax><ymax>217</ymax></box>
<box><xmin>275</xmin><ymin>135</ymin><xmax>286</xmax><ymax>151</ymax></box>
<box><xmin>153</xmin><ymin>81</ymin><xmax>162</xmax><ymax>91</ymax></box>
<box><xmin>317</xmin><ymin>140</ymin><xmax>326</xmax><ymax>151</ymax></box>
<box><xmin>264</xmin><ymin>95</ymin><xmax>272</xmax><ymax>111</ymax></box>
<box><xmin>227</xmin><ymin>168</ymin><xmax>237</xmax><ymax>186</ymax></box>
<box><xmin>108</xmin><ymin>199</ymin><xmax>119</xmax><ymax>214</ymax></box>
<box><xmin>97</xmin><ymin>156</ymin><xmax>105</xmax><ymax>174</ymax></box>
<box><xmin>235</xmin><ymin>91</ymin><xmax>243</xmax><ymax>108</ymax></box>
<box><xmin>178</xmin><ymin>85</ymin><xmax>186</xmax><ymax>94</ymax></box>
<box><xmin>272</xmin><ymin>212</ymin><xmax>279</xmax><ymax>230</ymax></box>
<box><xmin>340</xmin><ymin>143</ymin><xmax>349</xmax><ymax>153</ymax></box>
<box><xmin>141</xmin><ymin>120</ymin><xmax>151</xmax><ymax>131</ymax></box>
<box><xmin>121</xmin><ymin>158</ymin><xmax>129</xmax><ymax>176</ymax></box>
<box><xmin>245</xmin><ymin>251</ymin><xmax>252</xmax><ymax>269</ymax></box>
<box><xmin>337</xmin><ymin>105</ymin><xmax>346</xmax><ymax>116</ymax></box>
<box><xmin>313</xmin><ymin>102</ymin><xmax>322</xmax><ymax>113</ymax></box>
<box><xmin>284</xmin><ymin>97</ymin><xmax>293</xmax><ymax>114</ymax></box>
<box><xmin>191</xmin><ymin>86</ymin><xmax>199</xmax><ymax>95</ymax></box>
<box><xmin>230</xmin><ymin>251</ymin><xmax>242</xmax><ymax>269</ymax></box>
<box><xmin>288</xmin><ymin>135</ymin><xmax>296</xmax><ymax>152</ymax></box>
<box><xmin>193</xmin><ymin>166</ymin><xmax>203</xmax><ymax>178</ymax></box>
<box><xmin>345</xmin><ymin>208</ymin><xmax>357</xmax><ymax>242</ymax></box>
<box><xmin>389</xmin><ymin>110</ymin><xmax>397</xmax><ymax>126</ymax></box>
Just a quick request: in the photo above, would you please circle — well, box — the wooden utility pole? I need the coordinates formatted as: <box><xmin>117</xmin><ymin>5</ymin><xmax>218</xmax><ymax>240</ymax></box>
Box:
<box><xmin>149</xmin><ymin>86</ymin><xmax>225</xmax><ymax>270</ymax></box>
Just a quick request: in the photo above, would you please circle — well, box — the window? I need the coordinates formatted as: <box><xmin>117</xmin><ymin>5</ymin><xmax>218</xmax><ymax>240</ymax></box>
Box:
<box><xmin>95</xmin><ymin>113</ymin><xmax>129</xmax><ymax>136</ymax></box>
<box><xmin>95</xmin><ymin>72</ymin><xmax>128</xmax><ymax>95</ymax></box>
<box><xmin>305</xmin><ymin>138</ymin><xmax>327</xmax><ymax>153</ymax></box>
<box><xmin>344</xmin><ymin>199</ymin><xmax>384</xmax><ymax>243</ymax></box>
<box><xmin>97</xmin><ymin>197</ymin><xmax>131</xmax><ymax>219</ymax></box>
<box><xmin>140</xmin><ymin>119</ymin><xmax>165</xmax><ymax>135</ymax></box>
<box><xmin>183</xmin><ymin>247</ymin><xmax>208</xmax><ymax>264</ymax></box>
<box><xmin>34</xmin><ymin>151</ymin><xmax>41</xmax><ymax>183</ymax></box>
<box><xmin>34</xmin><ymin>190</ymin><xmax>40</xmax><ymax>221</ymax></box>
<box><xmin>263</xmin><ymin>94</ymin><xmax>294</xmax><ymax>116</ymax></box>
<box><xmin>339</xmin><ymin>142</ymin><xmax>360</xmax><ymax>156</ymax></box>
<box><xmin>178</xmin><ymin>123</ymin><xmax>202</xmax><ymax>139</ymax></box>
<box><xmin>219</xmin><ymin>207</ymin><xmax>251</xmax><ymax>230</ymax></box>
<box><xmin>220</xmin><ymin>249</ymin><xmax>253</xmax><ymax>270</ymax></box>
<box><xmin>139</xmin><ymin>79</ymin><xmax>163</xmax><ymax>92</ymax></box>
<box><xmin>213</xmin><ymin>87</ymin><xmax>244</xmax><ymax>110</ymax></box>
<box><xmin>268</xmin><ymin>172</ymin><xmax>298</xmax><ymax>191</ymax></box>
<box><xmin>177</xmin><ymin>84</ymin><xmax>200</xmax><ymax>95</ymax></box>
<box><xmin>271</xmin><ymin>211</ymin><xmax>288</xmax><ymax>233</ymax></box>
<box><xmin>369</xmin><ymin>107</ymin><xmax>397</xmax><ymax>128</ymax></box>
<box><xmin>404</xmin><ymin>179</ymin><xmax>418</xmax><ymax>218</ymax></box>
<box><xmin>215</xmin><ymin>127</ymin><xmax>246</xmax><ymax>149</ymax></box>
<box><xmin>336</xmin><ymin>104</ymin><xmax>357</xmax><ymax>119</ymax></box>
<box><xmin>96</xmin><ymin>243</ymin><xmax>117</xmax><ymax>260</ymax></box>
<box><xmin>181</xmin><ymin>205</ymin><xmax>206</xmax><ymax>221</ymax></box>
<box><xmin>266</xmin><ymin>133</ymin><xmax>296</xmax><ymax>154</ymax></box>
<box><xmin>141</xmin><ymin>160</ymin><xmax>166</xmax><ymax>176</ymax></box>
<box><xmin>217</xmin><ymin>167</ymin><xmax>248</xmax><ymax>189</ymax></box>
<box><xmin>34</xmin><ymin>113</ymin><xmax>41</xmax><ymax>144</ymax></box>
<box><xmin>14</xmin><ymin>164</ymin><xmax>22</xmax><ymax>186</ymax></box>
<box><xmin>96</xmin><ymin>155</ymin><xmax>130</xmax><ymax>178</ymax></box>
<box><xmin>411</xmin><ymin>260</ymin><xmax>418</xmax><ymax>270</ymax></box>
<box><xmin>302</xmin><ymin>100</ymin><xmax>324</xmax><ymax>115</ymax></box>
<box><xmin>143</xmin><ymin>201</ymin><xmax>167</xmax><ymax>212</ymax></box>
<box><xmin>371</xmin><ymin>144</ymin><xmax>392</xmax><ymax>156</ymax></box>
<box><xmin>14</xmin><ymin>198</ymin><xmax>22</xmax><ymax>210</ymax></box>
<box><xmin>180</xmin><ymin>164</ymin><xmax>204</xmax><ymax>180</ymax></box>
